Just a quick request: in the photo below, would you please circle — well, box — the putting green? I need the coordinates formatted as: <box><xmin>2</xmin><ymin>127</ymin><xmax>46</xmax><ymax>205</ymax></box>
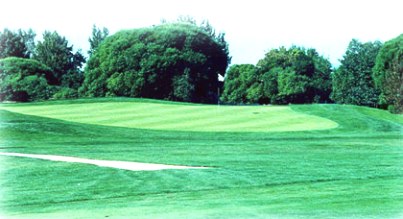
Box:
<box><xmin>1</xmin><ymin>100</ymin><xmax>338</xmax><ymax>132</ymax></box>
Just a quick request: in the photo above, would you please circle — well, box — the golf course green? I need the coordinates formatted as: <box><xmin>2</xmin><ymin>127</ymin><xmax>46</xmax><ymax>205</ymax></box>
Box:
<box><xmin>0</xmin><ymin>99</ymin><xmax>338</xmax><ymax>132</ymax></box>
<box><xmin>0</xmin><ymin>98</ymin><xmax>402</xmax><ymax>218</ymax></box>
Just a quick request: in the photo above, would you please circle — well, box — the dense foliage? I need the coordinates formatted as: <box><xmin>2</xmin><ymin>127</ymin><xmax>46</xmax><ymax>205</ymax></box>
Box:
<box><xmin>221</xmin><ymin>47</ymin><xmax>332</xmax><ymax>104</ymax></box>
<box><xmin>0</xmin><ymin>57</ymin><xmax>53</xmax><ymax>101</ymax></box>
<box><xmin>0</xmin><ymin>24</ymin><xmax>400</xmax><ymax>112</ymax></box>
<box><xmin>0</xmin><ymin>28</ymin><xmax>35</xmax><ymax>59</ymax></box>
<box><xmin>331</xmin><ymin>39</ymin><xmax>382</xmax><ymax>106</ymax></box>
<box><xmin>34</xmin><ymin>31</ymin><xmax>85</xmax><ymax>88</ymax></box>
<box><xmin>221</xmin><ymin>64</ymin><xmax>257</xmax><ymax>104</ymax></box>
<box><xmin>81</xmin><ymin>22</ymin><xmax>230</xmax><ymax>103</ymax></box>
<box><xmin>373</xmin><ymin>34</ymin><xmax>403</xmax><ymax>113</ymax></box>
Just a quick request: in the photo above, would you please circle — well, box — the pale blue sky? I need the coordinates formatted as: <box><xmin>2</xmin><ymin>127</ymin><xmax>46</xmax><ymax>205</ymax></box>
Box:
<box><xmin>1</xmin><ymin>0</ymin><xmax>402</xmax><ymax>67</ymax></box>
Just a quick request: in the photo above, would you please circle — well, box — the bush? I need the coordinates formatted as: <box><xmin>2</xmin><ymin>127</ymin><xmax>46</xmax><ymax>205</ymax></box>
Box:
<box><xmin>53</xmin><ymin>87</ymin><xmax>78</xmax><ymax>99</ymax></box>
<box><xmin>387</xmin><ymin>105</ymin><xmax>396</xmax><ymax>114</ymax></box>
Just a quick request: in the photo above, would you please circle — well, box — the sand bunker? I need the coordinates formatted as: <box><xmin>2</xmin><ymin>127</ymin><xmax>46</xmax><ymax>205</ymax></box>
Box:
<box><xmin>0</xmin><ymin>152</ymin><xmax>208</xmax><ymax>171</ymax></box>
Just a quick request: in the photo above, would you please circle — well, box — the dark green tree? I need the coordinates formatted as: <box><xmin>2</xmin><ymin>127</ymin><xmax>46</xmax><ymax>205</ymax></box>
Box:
<box><xmin>172</xmin><ymin>68</ymin><xmax>195</xmax><ymax>102</ymax></box>
<box><xmin>221</xmin><ymin>47</ymin><xmax>331</xmax><ymax>105</ymax></box>
<box><xmin>0</xmin><ymin>28</ymin><xmax>36</xmax><ymax>58</ymax></box>
<box><xmin>0</xmin><ymin>57</ymin><xmax>53</xmax><ymax>101</ymax></box>
<box><xmin>276</xmin><ymin>68</ymin><xmax>310</xmax><ymax>103</ymax></box>
<box><xmin>169</xmin><ymin>17</ymin><xmax>231</xmax><ymax>69</ymax></box>
<box><xmin>373</xmin><ymin>34</ymin><xmax>403</xmax><ymax>113</ymax></box>
<box><xmin>34</xmin><ymin>31</ymin><xmax>85</xmax><ymax>88</ymax></box>
<box><xmin>88</xmin><ymin>25</ymin><xmax>109</xmax><ymax>56</ymax></box>
<box><xmin>331</xmin><ymin>39</ymin><xmax>382</xmax><ymax>106</ymax></box>
<box><xmin>254</xmin><ymin>46</ymin><xmax>332</xmax><ymax>104</ymax></box>
<box><xmin>307</xmin><ymin>49</ymin><xmax>333</xmax><ymax>103</ymax></box>
<box><xmin>81</xmin><ymin>22</ymin><xmax>230</xmax><ymax>103</ymax></box>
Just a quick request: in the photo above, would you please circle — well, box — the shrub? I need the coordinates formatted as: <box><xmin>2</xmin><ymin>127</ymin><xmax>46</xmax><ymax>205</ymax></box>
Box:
<box><xmin>53</xmin><ymin>87</ymin><xmax>78</xmax><ymax>99</ymax></box>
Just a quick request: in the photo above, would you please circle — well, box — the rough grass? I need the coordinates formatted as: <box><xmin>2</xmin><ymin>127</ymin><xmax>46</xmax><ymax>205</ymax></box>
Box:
<box><xmin>0</xmin><ymin>98</ymin><xmax>402</xmax><ymax>218</ymax></box>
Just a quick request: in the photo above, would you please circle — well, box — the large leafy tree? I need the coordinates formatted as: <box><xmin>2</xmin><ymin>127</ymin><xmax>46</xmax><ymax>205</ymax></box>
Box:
<box><xmin>81</xmin><ymin>22</ymin><xmax>230</xmax><ymax>103</ymax></box>
<box><xmin>88</xmin><ymin>25</ymin><xmax>109</xmax><ymax>57</ymax></box>
<box><xmin>221</xmin><ymin>64</ymin><xmax>257</xmax><ymax>104</ymax></box>
<box><xmin>221</xmin><ymin>47</ymin><xmax>332</xmax><ymax>105</ymax></box>
<box><xmin>373</xmin><ymin>34</ymin><xmax>403</xmax><ymax>113</ymax></box>
<box><xmin>306</xmin><ymin>49</ymin><xmax>333</xmax><ymax>103</ymax></box>
<box><xmin>258</xmin><ymin>47</ymin><xmax>331</xmax><ymax>104</ymax></box>
<box><xmin>331</xmin><ymin>39</ymin><xmax>382</xmax><ymax>106</ymax></box>
<box><xmin>0</xmin><ymin>28</ymin><xmax>36</xmax><ymax>58</ymax></box>
<box><xmin>34</xmin><ymin>31</ymin><xmax>85</xmax><ymax>88</ymax></box>
<box><xmin>0</xmin><ymin>57</ymin><xmax>53</xmax><ymax>101</ymax></box>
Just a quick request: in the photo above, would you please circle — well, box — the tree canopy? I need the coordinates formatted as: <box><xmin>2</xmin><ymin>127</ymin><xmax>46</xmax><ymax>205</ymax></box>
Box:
<box><xmin>81</xmin><ymin>22</ymin><xmax>230</xmax><ymax>103</ymax></box>
<box><xmin>0</xmin><ymin>28</ymin><xmax>35</xmax><ymax>59</ymax></box>
<box><xmin>221</xmin><ymin>47</ymin><xmax>332</xmax><ymax>104</ymax></box>
<box><xmin>221</xmin><ymin>64</ymin><xmax>257</xmax><ymax>104</ymax></box>
<box><xmin>88</xmin><ymin>25</ymin><xmax>109</xmax><ymax>57</ymax></box>
<box><xmin>0</xmin><ymin>57</ymin><xmax>53</xmax><ymax>101</ymax></box>
<box><xmin>331</xmin><ymin>39</ymin><xmax>382</xmax><ymax>106</ymax></box>
<box><xmin>373</xmin><ymin>34</ymin><xmax>403</xmax><ymax>113</ymax></box>
<box><xmin>34</xmin><ymin>31</ymin><xmax>85</xmax><ymax>88</ymax></box>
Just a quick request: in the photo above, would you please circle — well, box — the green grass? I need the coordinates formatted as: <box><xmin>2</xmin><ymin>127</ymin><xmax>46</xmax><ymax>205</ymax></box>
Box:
<box><xmin>0</xmin><ymin>98</ymin><xmax>402</xmax><ymax>218</ymax></box>
<box><xmin>0</xmin><ymin>99</ymin><xmax>338</xmax><ymax>132</ymax></box>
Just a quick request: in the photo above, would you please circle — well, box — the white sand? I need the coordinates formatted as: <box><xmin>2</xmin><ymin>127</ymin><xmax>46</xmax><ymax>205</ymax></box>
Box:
<box><xmin>0</xmin><ymin>152</ymin><xmax>208</xmax><ymax>171</ymax></box>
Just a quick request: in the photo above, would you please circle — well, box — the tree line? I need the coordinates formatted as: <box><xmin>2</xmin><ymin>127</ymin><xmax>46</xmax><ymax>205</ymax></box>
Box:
<box><xmin>0</xmin><ymin>25</ymin><xmax>107</xmax><ymax>101</ymax></box>
<box><xmin>0</xmin><ymin>20</ymin><xmax>401</xmax><ymax>113</ymax></box>
<box><xmin>222</xmin><ymin>35</ymin><xmax>402</xmax><ymax>113</ymax></box>
<box><xmin>0</xmin><ymin>18</ymin><xmax>229</xmax><ymax>104</ymax></box>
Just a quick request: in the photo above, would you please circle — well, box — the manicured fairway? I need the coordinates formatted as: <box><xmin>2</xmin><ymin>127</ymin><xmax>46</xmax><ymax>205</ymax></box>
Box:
<box><xmin>0</xmin><ymin>98</ymin><xmax>402</xmax><ymax>218</ymax></box>
<box><xmin>0</xmin><ymin>99</ymin><xmax>338</xmax><ymax>132</ymax></box>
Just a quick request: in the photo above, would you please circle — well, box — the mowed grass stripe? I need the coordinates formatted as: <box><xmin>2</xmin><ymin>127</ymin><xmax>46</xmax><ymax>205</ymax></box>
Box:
<box><xmin>0</xmin><ymin>100</ymin><xmax>338</xmax><ymax>132</ymax></box>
